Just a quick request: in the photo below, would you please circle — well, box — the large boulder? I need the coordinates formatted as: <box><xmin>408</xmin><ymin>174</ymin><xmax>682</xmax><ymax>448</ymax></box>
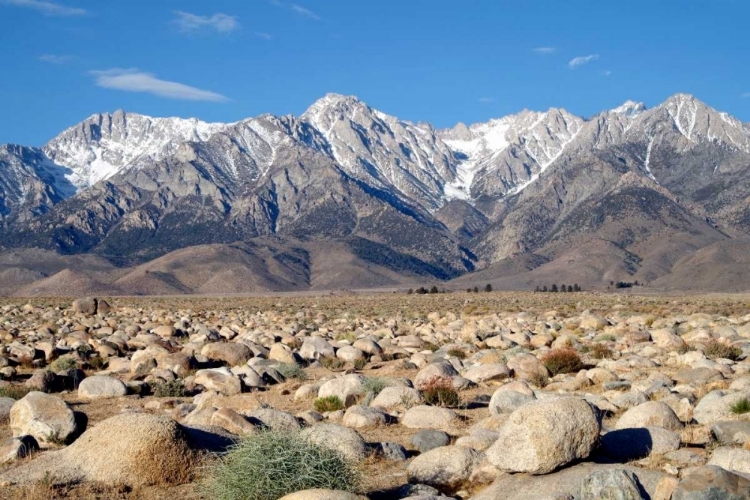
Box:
<box><xmin>414</xmin><ymin>362</ymin><xmax>459</xmax><ymax>390</ymax></box>
<box><xmin>201</xmin><ymin>343</ymin><xmax>252</xmax><ymax>367</ymax></box>
<box><xmin>78</xmin><ymin>375</ymin><xmax>128</xmax><ymax>399</ymax></box>
<box><xmin>485</xmin><ymin>398</ymin><xmax>600</xmax><ymax>474</ymax></box>
<box><xmin>707</xmin><ymin>447</ymin><xmax>750</xmax><ymax>475</ymax></box>
<box><xmin>0</xmin><ymin>413</ymin><xmax>198</xmax><ymax>486</ymax></box>
<box><xmin>318</xmin><ymin>374</ymin><xmax>366</xmax><ymax>407</ymax></box>
<box><xmin>72</xmin><ymin>297</ymin><xmax>97</xmax><ymax>315</ymax></box>
<box><xmin>615</xmin><ymin>401</ymin><xmax>683</xmax><ymax>431</ymax></box>
<box><xmin>9</xmin><ymin>392</ymin><xmax>77</xmax><ymax>448</ymax></box>
<box><xmin>370</xmin><ymin>386</ymin><xmax>422</xmax><ymax>411</ymax></box>
<box><xmin>407</xmin><ymin>445</ymin><xmax>481</xmax><ymax>491</ymax></box>
<box><xmin>694</xmin><ymin>391</ymin><xmax>750</xmax><ymax>425</ymax></box>
<box><xmin>672</xmin><ymin>465</ymin><xmax>750</xmax><ymax>500</ymax></box>
<box><xmin>489</xmin><ymin>388</ymin><xmax>536</xmax><ymax>415</ymax></box>
<box><xmin>579</xmin><ymin>469</ymin><xmax>646</xmax><ymax>500</ymax></box>
<box><xmin>401</xmin><ymin>405</ymin><xmax>461</xmax><ymax>433</ymax></box>
<box><xmin>194</xmin><ymin>368</ymin><xmax>242</xmax><ymax>396</ymax></box>
<box><xmin>299</xmin><ymin>337</ymin><xmax>335</xmax><ymax>360</ymax></box>
<box><xmin>300</xmin><ymin>423</ymin><xmax>367</xmax><ymax>461</ymax></box>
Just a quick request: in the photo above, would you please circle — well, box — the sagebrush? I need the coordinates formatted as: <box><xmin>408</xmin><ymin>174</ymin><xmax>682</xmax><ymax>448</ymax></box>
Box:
<box><xmin>201</xmin><ymin>431</ymin><xmax>361</xmax><ymax>500</ymax></box>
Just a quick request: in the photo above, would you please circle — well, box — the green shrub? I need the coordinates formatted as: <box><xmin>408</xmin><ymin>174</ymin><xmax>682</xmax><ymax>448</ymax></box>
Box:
<box><xmin>731</xmin><ymin>398</ymin><xmax>750</xmax><ymax>415</ymax></box>
<box><xmin>589</xmin><ymin>343</ymin><xmax>614</xmax><ymax>359</ymax></box>
<box><xmin>321</xmin><ymin>357</ymin><xmax>346</xmax><ymax>372</ymax></box>
<box><xmin>87</xmin><ymin>356</ymin><xmax>106</xmax><ymax>371</ymax></box>
<box><xmin>420</xmin><ymin>376</ymin><xmax>460</xmax><ymax>408</ymax></box>
<box><xmin>446</xmin><ymin>348</ymin><xmax>466</xmax><ymax>359</ymax></box>
<box><xmin>201</xmin><ymin>431</ymin><xmax>361</xmax><ymax>500</ymax></box>
<box><xmin>314</xmin><ymin>395</ymin><xmax>345</xmax><ymax>413</ymax></box>
<box><xmin>528</xmin><ymin>372</ymin><xmax>549</xmax><ymax>388</ymax></box>
<box><xmin>362</xmin><ymin>377</ymin><xmax>389</xmax><ymax>396</ymax></box>
<box><xmin>0</xmin><ymin>385</ymin><xmax>32</xmax><ymax>400</ymax></box>
<box><xmin>353</xmin><ymin>358</ymin><xmax>367</xmax><ymax>371</ymax></box>
<box><xmin>276</xmin><ymin>363</ymin><xmax>308</xmax><ymax>381</ymax></box>
<box><xmin>704</xmin><ymin>340</ymin><xmax>743</xmax><ymax>361</ymax></box>
<box><xmin>151</xmin><ymin>380</ymin><xmax>186</xmax><ymax>398</ymax></box>
<box><xmin>48</xmin><ymin>356</ymin><xmax>78</xmax><ymax>373</ymax></box>
<box><xmin>541</xmin><ymin>348</ymin><xmax>585</xmax><ymax>376</ymax></box>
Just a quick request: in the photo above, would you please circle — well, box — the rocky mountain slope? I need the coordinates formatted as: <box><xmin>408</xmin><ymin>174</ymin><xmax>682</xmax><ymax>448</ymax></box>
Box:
<box><xmin>1</xmin><ymin>93</ymin><xmax>749</xmax><ymax>294</ymax></box>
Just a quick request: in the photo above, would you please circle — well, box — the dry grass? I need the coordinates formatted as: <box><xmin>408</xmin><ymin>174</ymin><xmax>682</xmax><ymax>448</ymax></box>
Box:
<box><xmin>541</xmin><ymin>348</ymin><xmax>585</xmax><ymax>376</ymax></box>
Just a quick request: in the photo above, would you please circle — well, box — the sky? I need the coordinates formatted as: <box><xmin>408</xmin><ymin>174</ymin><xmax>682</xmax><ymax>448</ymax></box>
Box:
<box><xmin>1</xmin><ymin>0</ymin><xmax>749</xmax><ymax>146</ymax></box>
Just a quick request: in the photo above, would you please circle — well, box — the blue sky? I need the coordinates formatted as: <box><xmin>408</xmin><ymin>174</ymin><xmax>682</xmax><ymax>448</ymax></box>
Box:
<box><xmin>1</xmin><ymin>0</ymin><xmax>749</xmax><ymax>146</ymax></box>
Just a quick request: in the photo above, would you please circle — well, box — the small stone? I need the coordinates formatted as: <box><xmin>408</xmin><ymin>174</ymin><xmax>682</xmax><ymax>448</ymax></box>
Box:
<box><xmin>411</xmin><ymin>429</ymin><xmax>451</xmax><ymax>453</ymax></box>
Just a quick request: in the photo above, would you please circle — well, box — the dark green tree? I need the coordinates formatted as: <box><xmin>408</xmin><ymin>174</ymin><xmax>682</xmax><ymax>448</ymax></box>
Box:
<box><xmin>484</xmin><ymin>283</ymin><xmax>493</xmax><ymax>292</ymax></box>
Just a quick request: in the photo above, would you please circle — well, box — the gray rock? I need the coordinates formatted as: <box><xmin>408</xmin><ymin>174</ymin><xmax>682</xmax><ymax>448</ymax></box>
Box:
<box><xmin>407</xmin><ymin>445</ymin><xmax>481</xmax><ymax>491</ymax></box>
<box><xmin>9</xmin><ymin>392</ymin><xmax>77</xmax><ymax>448</ymax></box>
<box><xmin>247</xmin><ymin>408</ymin><xmax>300</xmax><ymax>432</ymax></box>
<box><xmin>379</xmin><ymin>441</ymin><xmax>408</xmax><ymax>461</ymax></box>
<box><xmin>711</xmin><ymin>421</ymin><xmax>750</xmax><ymax>445</ymax></box>
<box><xmin>708</xmin><ymin>447</ymin><xmax>750</xmax><ymax>475</ymax></box>
<box><xmin>402</xmin><ymin>405</ymin><xmax>461</xmax><ymax>432</ymax></box>
<box><xmin>615</xmin><ymin>401</ymin><xmax>683</xmax><ymax>431</ymax></box>
<box><xmin>579</xmin><ymin>469</ymin><xmax>646</xmax><ymax>500</ymax></box>
<box><xmin>0</xmin><ymin>396</ymin><xmax>15</xmax><ymax>422</ymax></box>
<box><xmin>0</xmin><ymin>435</ymin><xmax>39</xmax><ymax>464</ymax></box>
<box><xmin>78</xmin><ymin>375</ymin><xmax>128</xmax><ymax>399</ymax></box>
<box><xmin>72</xmin><ymin>298</ymin><xmax>97</xmax><ymax>315</ymax></box>
<box><xmin>24</xmin><ymin>369</ymin><xmax>57</xmax><ymax>392</ymax></box>
<box><xmin>489</xmin><ymin>388</ymin><xmax>536</xmax><ymax>415</ymax></box>
<box><xmin>672</xmin><ymin>465</ymin><xmax>750</xmax><ymax>500</ymax></box>
<box><xmin>411</xmin><ymin>430</ymin><xmax>451</xmax><ymax>453</ymax></box>
<box><xmin>300</xmin><ymin>423</ymin><xmax>367</xmax><ymax>461</ymax></box>
<box><xmin>485</xmin><ymin>397</ymin><xmax>600</xmax><ymax>475</ymax></box>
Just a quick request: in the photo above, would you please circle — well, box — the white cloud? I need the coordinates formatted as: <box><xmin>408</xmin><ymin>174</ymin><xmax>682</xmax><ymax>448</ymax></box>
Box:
<box><xmin>742</xmin><ymin>92</ymin><xmax>750</xmax><ymax>99</ymax></box>
<box><xmin>90</xmin><ymin>69</ymin><xmax>229</xmax><ymax>102</ymax></box>
<box><xmin>569</xmin><ymin>54</ymin><xmax>599</xmax><ymax>69</ymax></box>
<box><xmin>2</xmin><ymin>0</ymin><xmax>86</xmax><ymax>16</ymax></box>
<box><xmin>291</xmin><ymin>4</ymin><xmax>321</xmax><ymax>20</ymax></box>
<box><xmin>173</xmin><ymin>11</ymin><xmax>239</xmax><ymax>33</ymax></box>
<box><xmin>604</xmin><ymin>70</ymin><xmax>612</xmax><ymax>77</ymax></box>
<box><xmin>39</xmin><ymin>54</ymin><xmax>73</xmax><ymax>64</ymax></box>
<box><xmin>255</xmin><ymin>31</ymin><xmax>272</xmax><ymax>40</ymax></box>
<box><xmin>478</xmin><ymin>97</ymin><xmax>495</xmax><ymax>103</ymax></box>
<box><xmin>532</xmin><ymin>47</ymin><xmax>556</xmax><ymax>54</ymax></box>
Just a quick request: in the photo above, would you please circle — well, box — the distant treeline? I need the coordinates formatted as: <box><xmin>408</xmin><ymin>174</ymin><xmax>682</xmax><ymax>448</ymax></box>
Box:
<box><xmin>534</xmin><ymin>284</ymin><xmax>582</xmax><ymax>293</ymax></box>
<box><xmin>610</xmin><ymin>280</ymin><xmax>642</xmax><ymax>289</ymax></box>
<box><xmin>406</xmin><ymin>284</ymin><xmax>494</xmax><ymax>294</ymax></box>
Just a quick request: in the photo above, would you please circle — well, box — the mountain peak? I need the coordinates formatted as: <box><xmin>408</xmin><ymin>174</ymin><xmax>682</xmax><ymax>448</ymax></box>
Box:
<box><xmin>611</xmin><ymin>100</ymin><xmax>647</xmax><ymax>116</ymax></box>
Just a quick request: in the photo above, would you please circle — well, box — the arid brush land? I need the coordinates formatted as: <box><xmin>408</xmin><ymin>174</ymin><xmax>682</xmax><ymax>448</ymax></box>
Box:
<box><xmin>0</xmin><ymin>291</ymin><xmax>749</xmax><ymax>499</ymax></box>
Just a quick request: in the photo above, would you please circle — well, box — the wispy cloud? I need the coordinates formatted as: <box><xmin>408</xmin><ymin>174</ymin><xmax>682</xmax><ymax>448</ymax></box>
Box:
<box><xmin>569</xmin><ymin>54</ymin><xmax>599</xmax><ymax>69</ymax></box>
<box><xmin>532</xmin><ymin>47</ymin><xmax>556</xmax><ymax>55</ymax></box>
<box><xmin>255</xmin><ymin>31</ymin><xmax>272</xmax><ymax>40</ymax></box>
<box><xmin>742</xmin><ymin>92</ymin><xmax>750</xmax><ymax>99</ymax></box>
<box><xmin>90</xmin><ymin>69</ymin><xmax>229</xmax><ymax>102</ymax></box>
<box><xmin>173</xmin><ymin>11</ymin><xmax>239</xmax><ymax>33</ymax></box>
<box><xmin>39</xmin><ymin>54</ymin><xmax>73</xmax><ymax>64</ymax></box>
<box><xmin>478</xmin><ymin>97</ymin><xmax>496</xmax><ymax>103</ymax></box>
<box><xmin>604</xmin><ymin>70</ymin><xmax>612</xmax><ymax>77</ymax></box>
<box><xmin>291</xmin><ymin>4</ymin><xmax>321</xmax><ymax>20</ymax></box>
<box><xmin>2</xmin><ymin>0</ymin><xmax>86</xmax><ymax>16</ymax></box>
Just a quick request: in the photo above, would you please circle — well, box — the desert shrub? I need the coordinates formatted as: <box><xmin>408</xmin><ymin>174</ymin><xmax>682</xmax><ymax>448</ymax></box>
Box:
<box><xmin>589</xmin><ymin>343</ymin><xmax>614</xmax><ymax>359</ymax></box>
<box><xmin>87</xmin><ymin>356</ymin><xmax>106</xmax><ymax>371</ymax></box>
<box><xmin>541</xmin><ymin>348</ymin><xmax>585</xmax><ymax>376</ymax></box>
<box><xmin>314</xmin><ymin>395</ymin><xmax>345</xmax><ymax>413</ymax></box>
<box><xmin>731</xmin><ymin>398</ymin><xmax>750</xmax><ymax>415</ymax></box>
<box><xmin>362</xmin><ymin>377</ymin><xmax>389</xmax><ymax>396</ymax></box>
<box><xmin>48</xmin><ymin>356</ymin><xmax>78</xmax><ymax>373</ymax></box>
<box><xmin>423</xmin><ymin>342</ymin><xmax>439</xmax><ymax>352</ymax></box>
<box><xmin>276</xmin><ymin>362</ymin><xmax>308</xmax><ymax>381</ymax></box>
<box><xmin>353</xmin><ymin>358</ymin><xmax>367</xmax><ymax>371</ymax></box>
<box><xmin>202</xmin><ymin>430</ymin><xmax>360</xmax><ymax>500</ymax></box>
<box><xmin>420</xmin><ymin>376</ymin><xmax>460</xmax><ymax>408</ymax></box>
<box><xmin>594</xmin><ymin>334</ymin><xmax>616</xmax><ymax>342</ymax></box>
<box><xmin>446</xmin><ymin>348</ymin><xmax>466</xmax><ymax>359</ymax></box>
<box><xmin>321</xmin><ymin>357</ymin><xmax>346</xmax><ymax>372</ymax></box>
<box><xmin>704</xmin><ymin>340</ymin><xmax>743</xmax><ymax>361</ymax></box>
<box><xmin>151</xmin><ymin>380</ymin><xmax>186</xmax><ymax>398</ymax></box>
<box><xmin>0</xmin><ymin>385</ymin><xmax>32</xmax><ymax>400</ymax></box>
<box><xmin>528</xmin><ymin>372</ymin><xmax>549</xmax><ymax>388</ymax></box>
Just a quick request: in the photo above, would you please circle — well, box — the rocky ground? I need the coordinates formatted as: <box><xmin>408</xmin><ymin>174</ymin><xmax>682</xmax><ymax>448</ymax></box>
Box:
<box><xmin>1</xmin><ymin>292</ymin><xmax>750</xmax><ymax>499</ymax></box>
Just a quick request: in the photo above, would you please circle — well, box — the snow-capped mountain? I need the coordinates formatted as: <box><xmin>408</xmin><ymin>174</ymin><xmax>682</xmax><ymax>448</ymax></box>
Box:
<box><xmin>43</xmin><ymin>110</ymin><xmax>228</xmax><ymax>189</ymax></box>
<box><xmin>2</xmin><ymin>92</ymin><xmax>750</xmax><ymax>293</ymax></box>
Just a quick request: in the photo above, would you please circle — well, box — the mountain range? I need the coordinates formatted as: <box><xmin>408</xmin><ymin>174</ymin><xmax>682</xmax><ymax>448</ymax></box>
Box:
<box><xmin>1</xmin><ymin>92</ymin><xmax>750</xmax><ymax>295</ymax></box>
